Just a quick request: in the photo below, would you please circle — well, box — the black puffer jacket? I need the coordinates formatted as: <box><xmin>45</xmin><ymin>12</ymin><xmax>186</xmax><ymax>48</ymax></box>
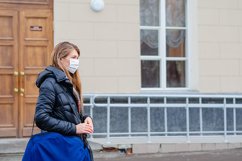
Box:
<box><xmin>35</xmin><ymin>66</ymin><xmax>84</xmax><ymax>135</ymax></box>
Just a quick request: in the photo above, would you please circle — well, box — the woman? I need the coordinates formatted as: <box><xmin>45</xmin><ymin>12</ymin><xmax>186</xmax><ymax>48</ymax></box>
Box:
<box><xmin>28</xmin><ymin>42</ymin><xmax>93</xmax><ymax>161</ymax></box>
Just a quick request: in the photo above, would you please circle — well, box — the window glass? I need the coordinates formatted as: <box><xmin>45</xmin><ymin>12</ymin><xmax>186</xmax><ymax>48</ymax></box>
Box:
<box><xmin>166</xmin><ymin>29</ymin><xmax>186</xmax><ymax>57</ymax></box>
<box><xmin>141</xmin><ymin>60</ymin><xmax>160</xmax><ymax>88</ymax></box>
<box><xmin>166</xmin><ymin>0</ymin><xmax>186</xmax><ymax>27</ymax></box>
<box><xmin>166</xmin><ymin>61</ymin><xmax>185</xmax><ymax>87</ymax></box>
<box><xmin>141</xmin><ymin>30</ymin><xmax>159</xmax><ymax>56</ymax></box>
<box><xmin>140</xmin><ymin>0</ymin><xmax>160</xmax><ymax>26</ymax></box>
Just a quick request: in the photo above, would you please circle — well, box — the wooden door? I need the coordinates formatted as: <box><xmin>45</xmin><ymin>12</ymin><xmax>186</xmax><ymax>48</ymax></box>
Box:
<box><xmin>19</xmin><ymin>10</ymin><xmax>53</xmax><ymax>137</ymax></box>
<box><xmin>0</xmin><ymin>8</ymin><xmax>53</xmax><ymax>137</ymax></box>
<box><xmin>0</xmin><ymin>10</ymin><xmax>18</xmax><ymax>137</ymax></box>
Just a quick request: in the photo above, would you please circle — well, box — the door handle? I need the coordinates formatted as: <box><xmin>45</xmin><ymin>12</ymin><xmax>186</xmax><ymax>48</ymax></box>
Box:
<box><xmin>20</xmin><ymin>88</ymin><xmax>24</xmax><ymax>97</ymax></box>
<box><xmin>14</xmin><ymin>71</ymin><xmax>19</xmax><ymax>76</ymax></box>
<box><xmin>14</xmin><ymin>88</ymin><xmax>19</xmax><ymax>93</ymax></box>
<box><xmin>20</xmin><ymin>72</ymin><xmax>25</xmax><ymax>76</ymax></box>
<box><xmin>20</xmin><ymin>88</ymin><xmax>25</xmax><ymax>93</ymax></box>
<box><xmin>20</xmin><ymin>72</ymin><xmax>24</xmax><ymax>96</ymax></box>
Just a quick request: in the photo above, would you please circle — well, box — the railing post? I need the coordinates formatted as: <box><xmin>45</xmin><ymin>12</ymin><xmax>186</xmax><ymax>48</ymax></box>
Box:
<box><xmin>128</xmin><ymin>96</ymin><xmax>131</xmax><ymax>138</ymax></box>
<box><xmin>233</xmin><ymin>98</ymin><xmax>237</xmax><ymax>135</ymax></box>
<box><xmin>199</xmin><ymin>97</ymin><xmax>203</xmax><ymax>136</ymax></box>
<box><xmin>186</xmin><ymin>97</ymin><xmax>190</xmax><ymax>143</ymax></box>
<box><xmin>224</xmin><ymin>98</ymin><xmax>228</xmax><ymax>143</ymax></box>
<box><xmin>107</xmin><ymin>97</ymin><xmax>111</xmax><ymax>144</ymax></box>
<box><xmin>90</xmin><ymin>96</ymin><xmax>94</xmax><ymax>140</ymax></box>
<box><xmin>164</xmin><ymin>97</ymin><xmax>167</xmax><ymax>136</ymax></box>
<box><xmin>147</xmin><ymin>97</ymin><xmax>151</xmax><ymax>143</ymax></box>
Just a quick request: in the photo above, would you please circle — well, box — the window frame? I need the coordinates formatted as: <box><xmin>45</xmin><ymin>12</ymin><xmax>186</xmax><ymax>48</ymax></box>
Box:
<box><xmin>140</xmin><ymin>0</ymin><xmax>198</xmax><ymax>92</ymax></box>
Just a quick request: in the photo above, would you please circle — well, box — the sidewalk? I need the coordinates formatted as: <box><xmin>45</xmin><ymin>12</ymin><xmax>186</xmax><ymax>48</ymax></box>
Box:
<box><xmin>95</xmin><ymin>148</ymin><xmax>242</xmax><ymax>161</ymax></box>
<box><xmin>1</xmin><ymin>146</ymin><xmax>242</xmax><ymax>161</ymax></box>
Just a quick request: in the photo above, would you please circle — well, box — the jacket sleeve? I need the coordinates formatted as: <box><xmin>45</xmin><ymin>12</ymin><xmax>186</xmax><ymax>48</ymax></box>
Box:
<box><xmin>34</xmin><ymin>79</ymin><xmax>76</xmax><ymax>135</ymax></box>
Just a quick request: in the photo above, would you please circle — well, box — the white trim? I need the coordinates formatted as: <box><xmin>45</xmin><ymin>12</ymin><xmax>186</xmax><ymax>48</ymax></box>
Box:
<box><xmin>187</xmin><ymin>0</ymin><xmax>198</xmax><ymax>91</ymax></box>
<box><xmin>166</xmin><ymin>26</ymin><xmax>187</xmax><ymax>30</ymax></box>
<box><xmin>166</xmin><ymin>57</ymin><xmax>187</xmax><ymax>61</ymax></box>
<box><xmin>140</xmin><ymin>88</ymin><xmax>191</xmax><ymax>93</ymax></box>
<box><xmin>140</xmin><ymin>26</ymin><xmax>160</xmax><ymax>30</ymax></box>
<box><xmin>140</xmin><ymin>56</ymin><xmax>161</xmax><ymax>60</ymax></box>
<box><xmin>160</xmin><ymin>0</ymin><xmax>166</xmax><ymax>89</ymax></box>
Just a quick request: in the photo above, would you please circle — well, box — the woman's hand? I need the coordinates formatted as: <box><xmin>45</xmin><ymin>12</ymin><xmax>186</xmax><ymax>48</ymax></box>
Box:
<box><xmin>76</xmin><ymin>122</ymin><xmax>93</xmax><ymax>134</ymax></box>
<box><xmin>84</xmin><ymin>117</ymin><xmax>94</xmax><ymax>131</ymax></box>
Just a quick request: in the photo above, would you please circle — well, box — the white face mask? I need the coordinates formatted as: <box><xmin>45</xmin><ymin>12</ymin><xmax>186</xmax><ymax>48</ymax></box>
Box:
<box><xmin>68</xmin><ymin>58</ymin><xmax>79</xmax><ymax>74</ymax></box>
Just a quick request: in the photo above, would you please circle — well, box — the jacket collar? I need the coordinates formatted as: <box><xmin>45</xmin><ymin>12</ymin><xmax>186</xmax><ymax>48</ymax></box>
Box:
<box><xmin>36</xmin><ymin>66</ymin><xmax>73</xmax><ymax>88</ymax></box>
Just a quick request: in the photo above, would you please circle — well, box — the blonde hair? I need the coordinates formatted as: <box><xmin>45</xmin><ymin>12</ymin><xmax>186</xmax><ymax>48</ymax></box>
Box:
<box><xmin>51</xmin><ymin>41</ymin><xmax>83</xmax><ymax>109</ymax></box>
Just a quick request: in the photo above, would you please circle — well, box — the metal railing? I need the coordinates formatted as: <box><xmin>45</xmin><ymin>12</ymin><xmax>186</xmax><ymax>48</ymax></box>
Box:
<box><xmin>83</xmin><ymin>94</ymin><xmax>242</xmax><ymax>144</ymax></box>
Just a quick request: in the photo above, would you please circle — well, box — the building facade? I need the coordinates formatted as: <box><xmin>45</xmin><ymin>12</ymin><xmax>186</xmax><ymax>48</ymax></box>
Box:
<box><xmin>0</xmin><ymin>0</ymin><xmax>242</xmax><ymax>139</ymax></box>
<box><xmin>55</xmin><ymin>0</ymin><xmax>242</xmax><ymax>94</ymax></box>
<box><xmin>49</xmin><ymin>0</ymin><xmax>242</xmax><ymax>144</ymax></box>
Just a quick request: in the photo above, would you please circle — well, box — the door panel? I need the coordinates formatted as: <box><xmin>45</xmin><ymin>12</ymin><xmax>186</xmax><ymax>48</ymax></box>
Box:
<box><xmin>25</xmin><ymin>74</ymin><xmax>39</xmax><ymax>96</ymax></box>
<box><xmin>25</xmin><ymin>46</ymin><xmax>48</xmax><ymax>67</ymax></box>
<box><xmin>0</xmin><ymin>45</ymin><xmax>13</xmax><ymax>66</ymax></box>
<box><xmin>0</xmin><ymin>15</ymin><xmax>14</xmax><ymax>39</ymax></box>
<box><xmin>0</xmin><ymin>10</ymin><xmax>18</xmax><ymax>137</ymax></box>
<box><xmin>19</xmin><ymin>10</ymin><xmax>53</xmax><ymax>137</ymax></box>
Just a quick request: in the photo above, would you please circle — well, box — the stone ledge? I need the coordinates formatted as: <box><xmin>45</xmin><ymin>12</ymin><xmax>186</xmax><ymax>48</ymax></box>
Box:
<box><xmin>1</xmin><ymin>138</ymin><xmax>242</xmax><ymax>155</ymax></box>
<box><xmin>132</xmin><ymin>143</ymin><xmax>160</xmax><ymax>154</ymax></box>
<box><xmin>0</xmin><ymin>138</ymin><xmax>28</xmax><ymax>154</ymax></box>
<box><xmin>0</xmin><ymin>138</ymin><xmax>103</xmax><ymax>154</ymax></box>
<box><xmin>132</xmin><ymin>143</ymin><xmax>242</xmax><ymax>154</ymax></box>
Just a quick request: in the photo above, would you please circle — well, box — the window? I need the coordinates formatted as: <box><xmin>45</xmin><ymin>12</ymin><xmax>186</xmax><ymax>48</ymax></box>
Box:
<box><xmin>140</xmin><ymin>0</ymin><xmax>188</xmax><ymax>89</ymax></box>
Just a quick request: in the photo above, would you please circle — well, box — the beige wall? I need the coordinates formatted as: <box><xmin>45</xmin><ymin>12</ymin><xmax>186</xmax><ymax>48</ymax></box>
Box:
<box><xmin>55</xmin><ymin>0</ymin><xmax>242</xmax><ymax>94</ymax></box>
<box><xmin>54</xmin><ymin>0</ymin><xmax>140</xmax><ymax>93</ymax></box>
<box><xmin>198</xmin><ymin>0</ymin><xmax>242</xmax><ymax>93</ymax></box>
